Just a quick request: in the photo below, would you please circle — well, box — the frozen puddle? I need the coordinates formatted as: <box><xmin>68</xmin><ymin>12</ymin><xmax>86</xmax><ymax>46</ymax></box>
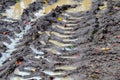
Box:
<box><xmin>0</xmin><ymin>25</ymin><xmax>31</xmax><ymax>66</ymax></box>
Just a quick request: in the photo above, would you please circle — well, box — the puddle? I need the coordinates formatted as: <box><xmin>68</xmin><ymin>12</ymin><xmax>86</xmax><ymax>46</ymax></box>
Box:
<box><xmin>43</xmin><ymin>0</ymin><xmax>91</xmax><ymax>14</ymax></box>
<box><xmin>14</xmin><ymin>69</ymin><xmax>31</xmax><ymax>76</ymax></box>
<box><xmin>2</xmin><ymin>0</ymin><xmax>36</xmax><ymax>19</ymax></box>
<box><xmin>34</xmin><ymin>7</ymin><xmax>46</xmax><ymax>19</ymax></box>
<box><xmin>10</xmin><ymin>76</ymin><xmax>42</xmax><ymax>80</ymax></box>
<box><xmin>60</xmin><ymin>55</ymin><xmax>79</xmax><ymax>59</ymax></box>
<box><xmin>66</xmin><ymin>23</ymin><xmax>78</xmax><ymax>26</ymax></box>
<box><xmin>30</xmin><ymin>45</ymin><xmax>44</xmax><ymax>55</ymax></box>
<box><xmin>63</xmin><ymin>38</ymin><xmax>78</xmax><ymax>42</ymax></box>
<box><xmin>24</xmin><ymin>67</ymin><xmax>36</xmax><ymax>71</ymax></box>
<box><xmin>63</xmin><ymin>31</ymin><xmax>75</xmax><ymax>34</ymax></box>
<box><xmin>61</xmin><ymin>47</ymin><xmax>77</xmax><ymax>51</ymax></box>
<box><xmin>49</xmin><ymin>40</ymin><xmax>72</xmax><ymax>47</ymax></box>
<box><xmin>10</xmin><ymin>67</ymin><xmax>41</xmax><ymax>80</ymax></box>
<box><xmin>43</xmin><ymin>70</ymin><xmax>66</xmax><ymax>76</ymax></box>
<box><xmin>0</xmin><ymin>25</ymin><xmax>31</xmax><ymax>66</ymax></box>
<box><xmin>10</xmin><ymin>77</ymin><xmax>25</xmax><ymax>80</ymax></box>
<box><xmin>51</xmin><ymin>31</ymin><xmax>72</xmax><ymax>38</ymax></box>
<box><xmin>99</xmin><ymin>1</ymin><xmax>107</xmax><ymax>10</ymax></box>
<box><xmin>54</xmin><ymin>76</ymin><xmax>72</xmax><ymax>80</ymax></box>
<box><xmin>26</xmin><ymin>76</ymin><xmax>42</xmax><ymax>80</ymax></box>
<box><xmin>2</xmin><ymin>0</ymin><xmax>92</xmax><ymax>20</ymax></box>
<box><xmin>45</xmin><ymin>31</ymin><xmax>50</xmax><ymax>36</ymax></box>
<box><xmin>55</xmin><ymin>65</ymin><xmax>77</xmax><ymax>70</ymax></box>
<box><xmin>56</xmin><ymin>25</ymin><xmax>74</xmax><ymax>30</ymax></box>
<box><xmin>66</xmin><ymin>0</ymin><xmax>91</xmax><ymax>13</ymax></box>
<box><xmin>49</xmin><ymin>49</ymin><xmax>62</xmax><ymax>55</ymax></box>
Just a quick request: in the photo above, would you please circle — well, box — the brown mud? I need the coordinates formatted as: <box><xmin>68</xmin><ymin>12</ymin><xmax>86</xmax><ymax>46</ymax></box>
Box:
<box><xmin>0</xmin><ymin>0</ymin><xmax>120</xmax><ymax>80</ymax></box>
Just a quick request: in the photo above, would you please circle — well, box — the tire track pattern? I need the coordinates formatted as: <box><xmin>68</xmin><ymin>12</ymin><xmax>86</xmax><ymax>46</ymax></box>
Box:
<box><xmin>0</xmin><ymin>0</ymin><xmax>120</xmax><ymax>80</ymax></box>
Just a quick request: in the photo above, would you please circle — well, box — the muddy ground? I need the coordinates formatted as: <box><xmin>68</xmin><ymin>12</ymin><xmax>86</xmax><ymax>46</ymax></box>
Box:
<box><xmin>0</xmin><ymin>0</ymin><xmax>120</xmax><ymax>80</ymax></box>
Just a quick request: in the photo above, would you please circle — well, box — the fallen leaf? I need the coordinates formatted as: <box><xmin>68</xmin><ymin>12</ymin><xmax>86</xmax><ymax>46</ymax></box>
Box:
<box><xmin>16</xmin><ymin>61</ymin><xmax>22</xmax><ymax>65</ymax></box>
<box><xmin>2</xmin><ymin>32</ymin><xmax>7</xmax><ymax>35</ymax></box>
<box><xmin>101</xmin><ymin>47</ymin><xmax>111</xmax><ymax>51</ymax></box>
<box><xmin>24</xmin><ymin>21</ymin><xmax>30</xmax><ymax>25</ymax></box>
<box><xmin>116</xmin><ymin>35</ymin><xmax>120</xmax><ymax>38</ymax></box>
<box><xmin>57</xmin><ymin>17</ymin><xmax>63</xmax><ymax>21</ymax></box>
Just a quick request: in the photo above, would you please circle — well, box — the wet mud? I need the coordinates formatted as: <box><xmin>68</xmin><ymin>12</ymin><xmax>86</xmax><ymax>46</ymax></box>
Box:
<box><xmin>0</xmin><ymin>0</ymin><xmax>120</xmax><ymax>80</ymax></box>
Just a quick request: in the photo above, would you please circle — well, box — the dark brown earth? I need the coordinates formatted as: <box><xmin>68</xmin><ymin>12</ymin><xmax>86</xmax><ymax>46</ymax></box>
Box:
<box><xmin>0</xmin><ymin>0</ymin><xmax>120</xmax><ymax>80</ymax></box>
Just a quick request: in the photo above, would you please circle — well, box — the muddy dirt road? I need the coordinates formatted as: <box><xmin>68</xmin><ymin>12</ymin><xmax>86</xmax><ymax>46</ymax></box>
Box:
<box><xmin>0</xmin><ymin>0</ymin><xmax>120</xmax><ymax>80</ymax></box>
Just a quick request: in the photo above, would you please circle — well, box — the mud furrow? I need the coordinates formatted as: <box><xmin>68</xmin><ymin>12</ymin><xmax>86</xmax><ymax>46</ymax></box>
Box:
<box><xmin>0</xmin><ymin>0</ymin><xmax>120</xmax><ymax>80</ymax></box>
